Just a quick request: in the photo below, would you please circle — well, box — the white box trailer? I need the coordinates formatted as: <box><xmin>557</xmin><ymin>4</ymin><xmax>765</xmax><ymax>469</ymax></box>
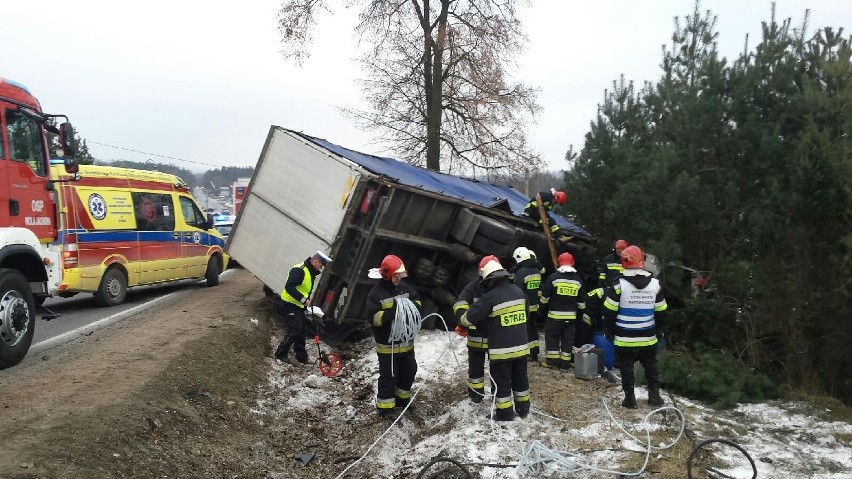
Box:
<box><xmin>228</xmin><ymin>127</ymin><xmax>592</xmax><ymax>330</ymax></box>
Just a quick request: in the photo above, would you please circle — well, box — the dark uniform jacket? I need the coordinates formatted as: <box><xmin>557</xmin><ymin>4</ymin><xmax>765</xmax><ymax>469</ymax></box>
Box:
<box><xmin>523</xmin><ymin>190</ymin><xmax>562</xmax><ymax>235</ymax></box>
<box><xmin>597</xmin><ymin>250</ymin><xmax>624</xmax><ymax>287</ymax></box>
<box><xmin>512</xmin><ymin>258</ymin><xmax>542</xmax><ymax>314</ymax></box>
<box><xmin>454</xmin><ymin>279</ymin><xmax>488</xmax><ymax>349</ymax></box>
<box><xmin>465</xmin><ymin>277</ymin><xmax>529</xmax><ymax>361</ymax></box>
<box><xmin>582</xmin><ymin>287</ymin><xmax>605</xmax><ymax>330</ymax></box>
<box><xmin>366</xmin><ymin>279</ymin><xmax>421</xmax><ymax>353</ymax></box>
<box><xmin>540</xmin><ymin>269</ymin><xmax>586</xmax><ymax>321</ymax></box>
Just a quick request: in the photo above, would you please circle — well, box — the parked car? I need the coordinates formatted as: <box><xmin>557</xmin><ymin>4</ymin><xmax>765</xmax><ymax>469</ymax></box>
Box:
<box><xmin>214</xmin><ymin>214</ymin><xmax>236</xmax><ymax>242</ymax></box>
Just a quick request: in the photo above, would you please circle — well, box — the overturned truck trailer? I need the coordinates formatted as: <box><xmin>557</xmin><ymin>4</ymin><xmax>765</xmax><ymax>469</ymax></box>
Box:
<box><xmin>228</xmin><ymin>126</ymin><xmax>592</xmax><ymax>331</ymax></box>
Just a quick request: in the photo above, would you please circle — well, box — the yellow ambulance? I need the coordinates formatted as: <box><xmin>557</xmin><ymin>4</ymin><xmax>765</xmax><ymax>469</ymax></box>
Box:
<box><xmin>50</xmin><ymin>164</ymin><xmax>229</xmax><ymax>306</ymax></box>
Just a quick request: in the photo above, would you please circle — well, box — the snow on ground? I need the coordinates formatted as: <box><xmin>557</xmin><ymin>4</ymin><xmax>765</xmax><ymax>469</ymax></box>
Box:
<box><xmin>253</xmin><ymin>330</ymin><xmax>852</xmax><ymax>478</ymax></box>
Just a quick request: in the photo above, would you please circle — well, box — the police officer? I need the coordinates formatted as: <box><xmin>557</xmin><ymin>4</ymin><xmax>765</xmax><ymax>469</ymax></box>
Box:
<box><xmin>274</xmin><ymin>250</ymin><xmax>333</xmax><ymax>365</ymax></box>
<box><xmin>366</xmin><ymin>255</ymin><xmax>422</xmax><ymax>417</ymax></box>
<box><xmin>539</xmin><ymin>252</ymin><xmax>586</xmax><ymax>369</ymax></box>
<box><xmin>511</xmin><ymin>247</ymin><xmax>542</xmax><ymax>362</ymax></box>
<box><xmin>453</xmin><ymin>255</ymin><xmax>498</xmax><ymax>403</ymax></box>
<box><xmin>603</xmin><ymin>245</ymin><xmax>668</xmax><ymax>408</ymax></box>
<box><xmin>463</xmin><ymin>257</ymin><xmax>530</xmax><ymax>421</ymax></box>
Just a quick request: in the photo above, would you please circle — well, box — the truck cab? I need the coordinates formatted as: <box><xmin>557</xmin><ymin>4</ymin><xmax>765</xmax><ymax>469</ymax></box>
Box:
<box><xmin>0</xmin><ymin>76</ymin><xmax>78</xmax><ymax>367</ymax></box>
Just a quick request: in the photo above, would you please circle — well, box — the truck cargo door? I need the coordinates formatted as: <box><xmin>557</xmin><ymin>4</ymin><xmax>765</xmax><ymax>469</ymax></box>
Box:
<box><xmin>228</xmin><ymin>128</ymin><xmax>363</xmax><ymax>294</ymax></box>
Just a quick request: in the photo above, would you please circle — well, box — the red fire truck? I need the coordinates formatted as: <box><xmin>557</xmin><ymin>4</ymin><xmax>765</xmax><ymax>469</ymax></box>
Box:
<box><xmin>0</xmin><ymin>77</ymin><xmax>79</xmax><ymax>367</ymax></box>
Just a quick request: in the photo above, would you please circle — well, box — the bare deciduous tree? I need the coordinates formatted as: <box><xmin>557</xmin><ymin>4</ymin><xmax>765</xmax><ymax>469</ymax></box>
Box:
<box><xmin>278</xmin><ymin>0</ymin><xmax>544</xmax><ymax>175</ymax></box>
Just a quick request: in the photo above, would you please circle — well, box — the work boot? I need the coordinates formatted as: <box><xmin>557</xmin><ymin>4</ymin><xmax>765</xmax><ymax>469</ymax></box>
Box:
<box><xmin>648</xmin><ymin>387</ymin><xmax>664</xmax><ymax>407</ymax></box>
<box><xmin>274</xmin><ymin>344</ymin><xmax>288</xmax><ymax>362</ymax></box>
<box><xmin>621</xmin><ymin>389</ymin><xmax>638</xmax><ymax>409</ymax></box>
<box><xmin>602</xmin><ymin>369</ymin><xmax>620</xmax><ymax>385</ymax></box>
<box><xmin>377</xmin><ymin>408</ymin><xmax>399</xmax><ymax>420</ymax></box>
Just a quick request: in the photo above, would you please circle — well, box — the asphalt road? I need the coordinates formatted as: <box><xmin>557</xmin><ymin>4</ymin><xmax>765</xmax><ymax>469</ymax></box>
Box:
<box><xmin>28</xmin><ymin>271</ymin><xmax>236</xmax><ymax>363</ymax></box>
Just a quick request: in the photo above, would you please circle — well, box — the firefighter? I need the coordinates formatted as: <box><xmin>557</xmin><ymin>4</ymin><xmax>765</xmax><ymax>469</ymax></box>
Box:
<box><xmin>597</xmin><ymin>239</ymin><xmax>628</xmax><ymax>288</ymax></box>
<box><xmin>365</xmin><ymin>255</ymin><xmax>422</xmax><ymax>417</ymax></box>
<box><xmin>274</xmin><ymin>250</ymin><xmax>333</xmax><ymax>365</ymax></box>
<box><xmin>523</xmin><ymin>188</ymin><xmax>569</xmax><ymax>240</ymax></box>
<box><xmin>463</xmin><ymin>257</ymin><xmax>530</xmax><ymax>421</ymax></box>
<box><xmin>512</xmin><ymin>247</ymin><xmax>542</xmax><ymax>362</ymax></box>
<box><xmin>603</xmin><ymin>245</ymin><xmax>668</xmax><ymax>408</ymax></box>
<box><xmin>453</xmin><ymin>255</ymin><xmax>498</xmax><ymax>403</ymax></box>
<box><xmin>539</xmin><ymin>252</ymin><xmax>586</xmax><ymax>369</ymax></box>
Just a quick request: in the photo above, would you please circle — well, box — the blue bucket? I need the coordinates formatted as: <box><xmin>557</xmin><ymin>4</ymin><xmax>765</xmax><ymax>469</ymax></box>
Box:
<box><xmin>592</xmin><ymin>331</ymin><xmax>615</xmax><ymax>369</ymax></box>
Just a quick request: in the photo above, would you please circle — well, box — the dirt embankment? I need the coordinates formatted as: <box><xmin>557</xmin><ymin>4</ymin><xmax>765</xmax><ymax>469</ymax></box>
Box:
<box><xmin>0</xmin><ymin>269</ymin><xmax>274</xmax><ymax>478</ymax></box>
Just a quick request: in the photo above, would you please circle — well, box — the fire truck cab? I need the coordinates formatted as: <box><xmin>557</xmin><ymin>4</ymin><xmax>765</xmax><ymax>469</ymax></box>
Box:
<box><xmin>0</xmin><ymin>76</ymin><xmax>78</xmax><ymax>367</ymax></box>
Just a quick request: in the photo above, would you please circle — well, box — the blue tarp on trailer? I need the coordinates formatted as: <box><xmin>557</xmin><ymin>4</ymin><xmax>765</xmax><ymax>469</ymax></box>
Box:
<box><xmin>292</xmin><ymin>130</ymin><xmax>592</xmax><ymax>238</ymax></box>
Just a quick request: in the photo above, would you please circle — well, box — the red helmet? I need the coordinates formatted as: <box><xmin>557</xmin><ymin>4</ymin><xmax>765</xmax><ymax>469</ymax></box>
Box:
<box><xmin>553</xmin><ymin>191</ymin><xmax>567</xmax><ymax>205</ymax></box>
<box><xmin>557</xmin><ymin>252</ymin><xmax>574</xmax><ymax>267</ymax></box>
<box><xmin>379</xmin><ymin>255</ymin><xmax>407</xmax><ymax>280</ymax></box>
<box><xmin>614</xmin><ymin>239</ymin><xmax>628</xmax><ymax>252</ymax></box>
<box><xmin>478</xmin><ymin>255</ymin><xmax>502</xmax><ymax>278</ymax></box>
<box><xmin>620</xmin><ymin>245</ymin><xmax>645</xmax><ymax>269</ymax></box>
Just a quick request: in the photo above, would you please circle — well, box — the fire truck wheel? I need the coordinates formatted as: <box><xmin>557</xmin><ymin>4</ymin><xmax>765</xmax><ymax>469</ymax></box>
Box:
<box><xmin>205</xmin><ymin>257</ymin><xmax>222</xmax><ymax>287</ymax></box>
<box><xmin>94</xmin><ymin>268</ymin><xmax>128</xmax><ymax>307</ymax></box>
<box><xmin>0</xmin><ymin>268</ymin><xmax>36</xmax><ymax>368</ymax></box>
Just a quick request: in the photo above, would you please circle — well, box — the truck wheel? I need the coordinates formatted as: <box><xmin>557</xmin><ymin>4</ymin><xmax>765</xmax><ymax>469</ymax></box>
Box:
<box><xmin>94</xmin><ymin>268</ymin><xmax>128</xmax><ymax>307</ymax></box>
<box><xmin>205</xmin><ymin>257</ymin><xmax>221</xmax><ymax>287</ymax></box>
<box><xmin>0</xmin><ymin>269</ymin><xmax>36</xmax><ymax>368</ymax></box>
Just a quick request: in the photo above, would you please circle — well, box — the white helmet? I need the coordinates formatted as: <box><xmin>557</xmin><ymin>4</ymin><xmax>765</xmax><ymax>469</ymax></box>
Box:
<box><xmin>512</xmin><ymin>246</ymin><xmax>532</xmax><ymax>263</ymax></box>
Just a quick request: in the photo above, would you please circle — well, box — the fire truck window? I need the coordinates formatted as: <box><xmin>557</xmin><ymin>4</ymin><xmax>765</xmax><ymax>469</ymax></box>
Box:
<box><xmin>132</xmin><ymin>192</ymin><xmax>176</xmax><ymax>232</ymax></box>
<box><xmin>179</xmin><ymin>196</ymin><xmax>205</xmax><ymax>228</ymax></box>
<box><xmin>5</xmin><ymin>110</ymin><xmax>47</xmax><ymax>176</ymax></box>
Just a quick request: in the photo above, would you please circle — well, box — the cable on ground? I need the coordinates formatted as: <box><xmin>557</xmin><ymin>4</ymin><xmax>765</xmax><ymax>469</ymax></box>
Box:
<box><xmin>687</xmin><ymin>438</ymin><xmax>757</xmax><ymax>479</ymax></box>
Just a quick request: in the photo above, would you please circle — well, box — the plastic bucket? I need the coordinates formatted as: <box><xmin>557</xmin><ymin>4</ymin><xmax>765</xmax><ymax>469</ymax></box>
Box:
<box><xmin>592</xmin><ymin>331</ymin><xmax>615</xmax><ymax>369</ymax></box>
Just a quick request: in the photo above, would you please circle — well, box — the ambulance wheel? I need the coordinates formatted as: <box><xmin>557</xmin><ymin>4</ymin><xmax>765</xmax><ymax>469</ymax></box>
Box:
<box><xmin>205</xmin><ymin>257</ymin><xmax>221</xmax><ymax>287</ymax></box>
<box><xmin>0</xmin><ymin>269</ymin><xmax>35</xmax><ymax>368</ymax></box>
<box><xmin>95</xmin><ymin>268</ymin><xmax>128</xmax><ymax>307</ymax></box>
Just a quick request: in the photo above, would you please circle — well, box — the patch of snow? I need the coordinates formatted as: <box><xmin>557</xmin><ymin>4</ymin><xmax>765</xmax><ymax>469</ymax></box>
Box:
<box><xmin>254</xmin><ymin>330</ymin><xmax>852</xmax><ymax>478</ymax></box>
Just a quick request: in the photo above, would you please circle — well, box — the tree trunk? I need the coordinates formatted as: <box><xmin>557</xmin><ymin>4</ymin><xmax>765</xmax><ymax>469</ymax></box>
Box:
<box><xmin>424</xmin><ymin>0</ymin><xmax>450</xmax><ymax>171</ymax></box>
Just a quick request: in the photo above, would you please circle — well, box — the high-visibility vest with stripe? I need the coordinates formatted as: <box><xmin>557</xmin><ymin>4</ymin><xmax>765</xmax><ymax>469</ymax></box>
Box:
<box><xmin>606</xmin><ymin>278</ymin><xmax>666</xmax><ymax>347</ymax></box>
<box><xmin>280</xmin><ymin>262</ymin><xmax>311</xmax><ymax>308</ymax></box>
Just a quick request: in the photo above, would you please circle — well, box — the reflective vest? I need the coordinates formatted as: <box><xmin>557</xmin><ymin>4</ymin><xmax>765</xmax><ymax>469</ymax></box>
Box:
<box><xmin>605</xmin><ymin>277</ymin><xmax>665</xmax><ymax>347</ymax></box>
<box><xmin>280</xmin><ymin>262</ymin><xmax>312</xmax><ymax>308</ymax></box>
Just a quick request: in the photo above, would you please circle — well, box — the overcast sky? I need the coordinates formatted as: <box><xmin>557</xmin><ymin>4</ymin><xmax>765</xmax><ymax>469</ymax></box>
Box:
<box><xmin>3</xmin><ymin>1</ymin><xmax>849</xmax><ymax>173</ymax></box>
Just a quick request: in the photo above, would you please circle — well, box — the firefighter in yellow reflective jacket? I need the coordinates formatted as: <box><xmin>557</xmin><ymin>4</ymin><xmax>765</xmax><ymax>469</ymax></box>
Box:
<box><xmin>539</xmin><ymin>252</ymin><xmax>586</xmax><ymax>369</ymax></box>
<box><xmin>365</xmin><ymin>255</ymin><xmax>421</xmax><ymax>417</ymax></box>
<box><xmin>463</xmin><ymin>257</ymin><xmax>530</xmax><ymax>421</ymax></box>
<box><xmin>275</xmin><ymin>250</ymin><xmax>333</xmax><ymax>364</ymax></box>
<box><xmin>603</xmin><ymin>245</ymin><xmax>668</xmax><ymax>409</ymax></box>
<box><xmin>452</xmin><ymin>255</ymin><xmax>496</xmax><ymax>402</ymax></box>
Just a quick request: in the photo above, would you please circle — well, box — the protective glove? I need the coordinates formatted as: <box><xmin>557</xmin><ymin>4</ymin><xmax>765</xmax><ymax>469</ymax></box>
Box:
<box><xmin>454</xmin><ymin>325</ymin><xmax>468</xmax><ymax>338</ymax></box>
<box><xmin>604</xmin><ymin>329</ymin><xmax>614</xmax><ymax>342</ymax></box>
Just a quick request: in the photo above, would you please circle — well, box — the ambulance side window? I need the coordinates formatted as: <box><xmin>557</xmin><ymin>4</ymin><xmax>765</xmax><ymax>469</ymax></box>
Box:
<box><xmin>132</xmin><ymin>192</ymin><xmax>176</xmax><ymax>231</ymax></box>
<box><xmin>179</xmin><ymin>196</ymin><xmax>205</xmax><ymax>228</ymax></box>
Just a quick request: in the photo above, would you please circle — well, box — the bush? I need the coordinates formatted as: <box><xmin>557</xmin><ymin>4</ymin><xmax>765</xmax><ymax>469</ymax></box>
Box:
<box><xmin>658</xmin><ymin>346</ymin><xmax>780</xmax><ymax>409</ymax></box>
